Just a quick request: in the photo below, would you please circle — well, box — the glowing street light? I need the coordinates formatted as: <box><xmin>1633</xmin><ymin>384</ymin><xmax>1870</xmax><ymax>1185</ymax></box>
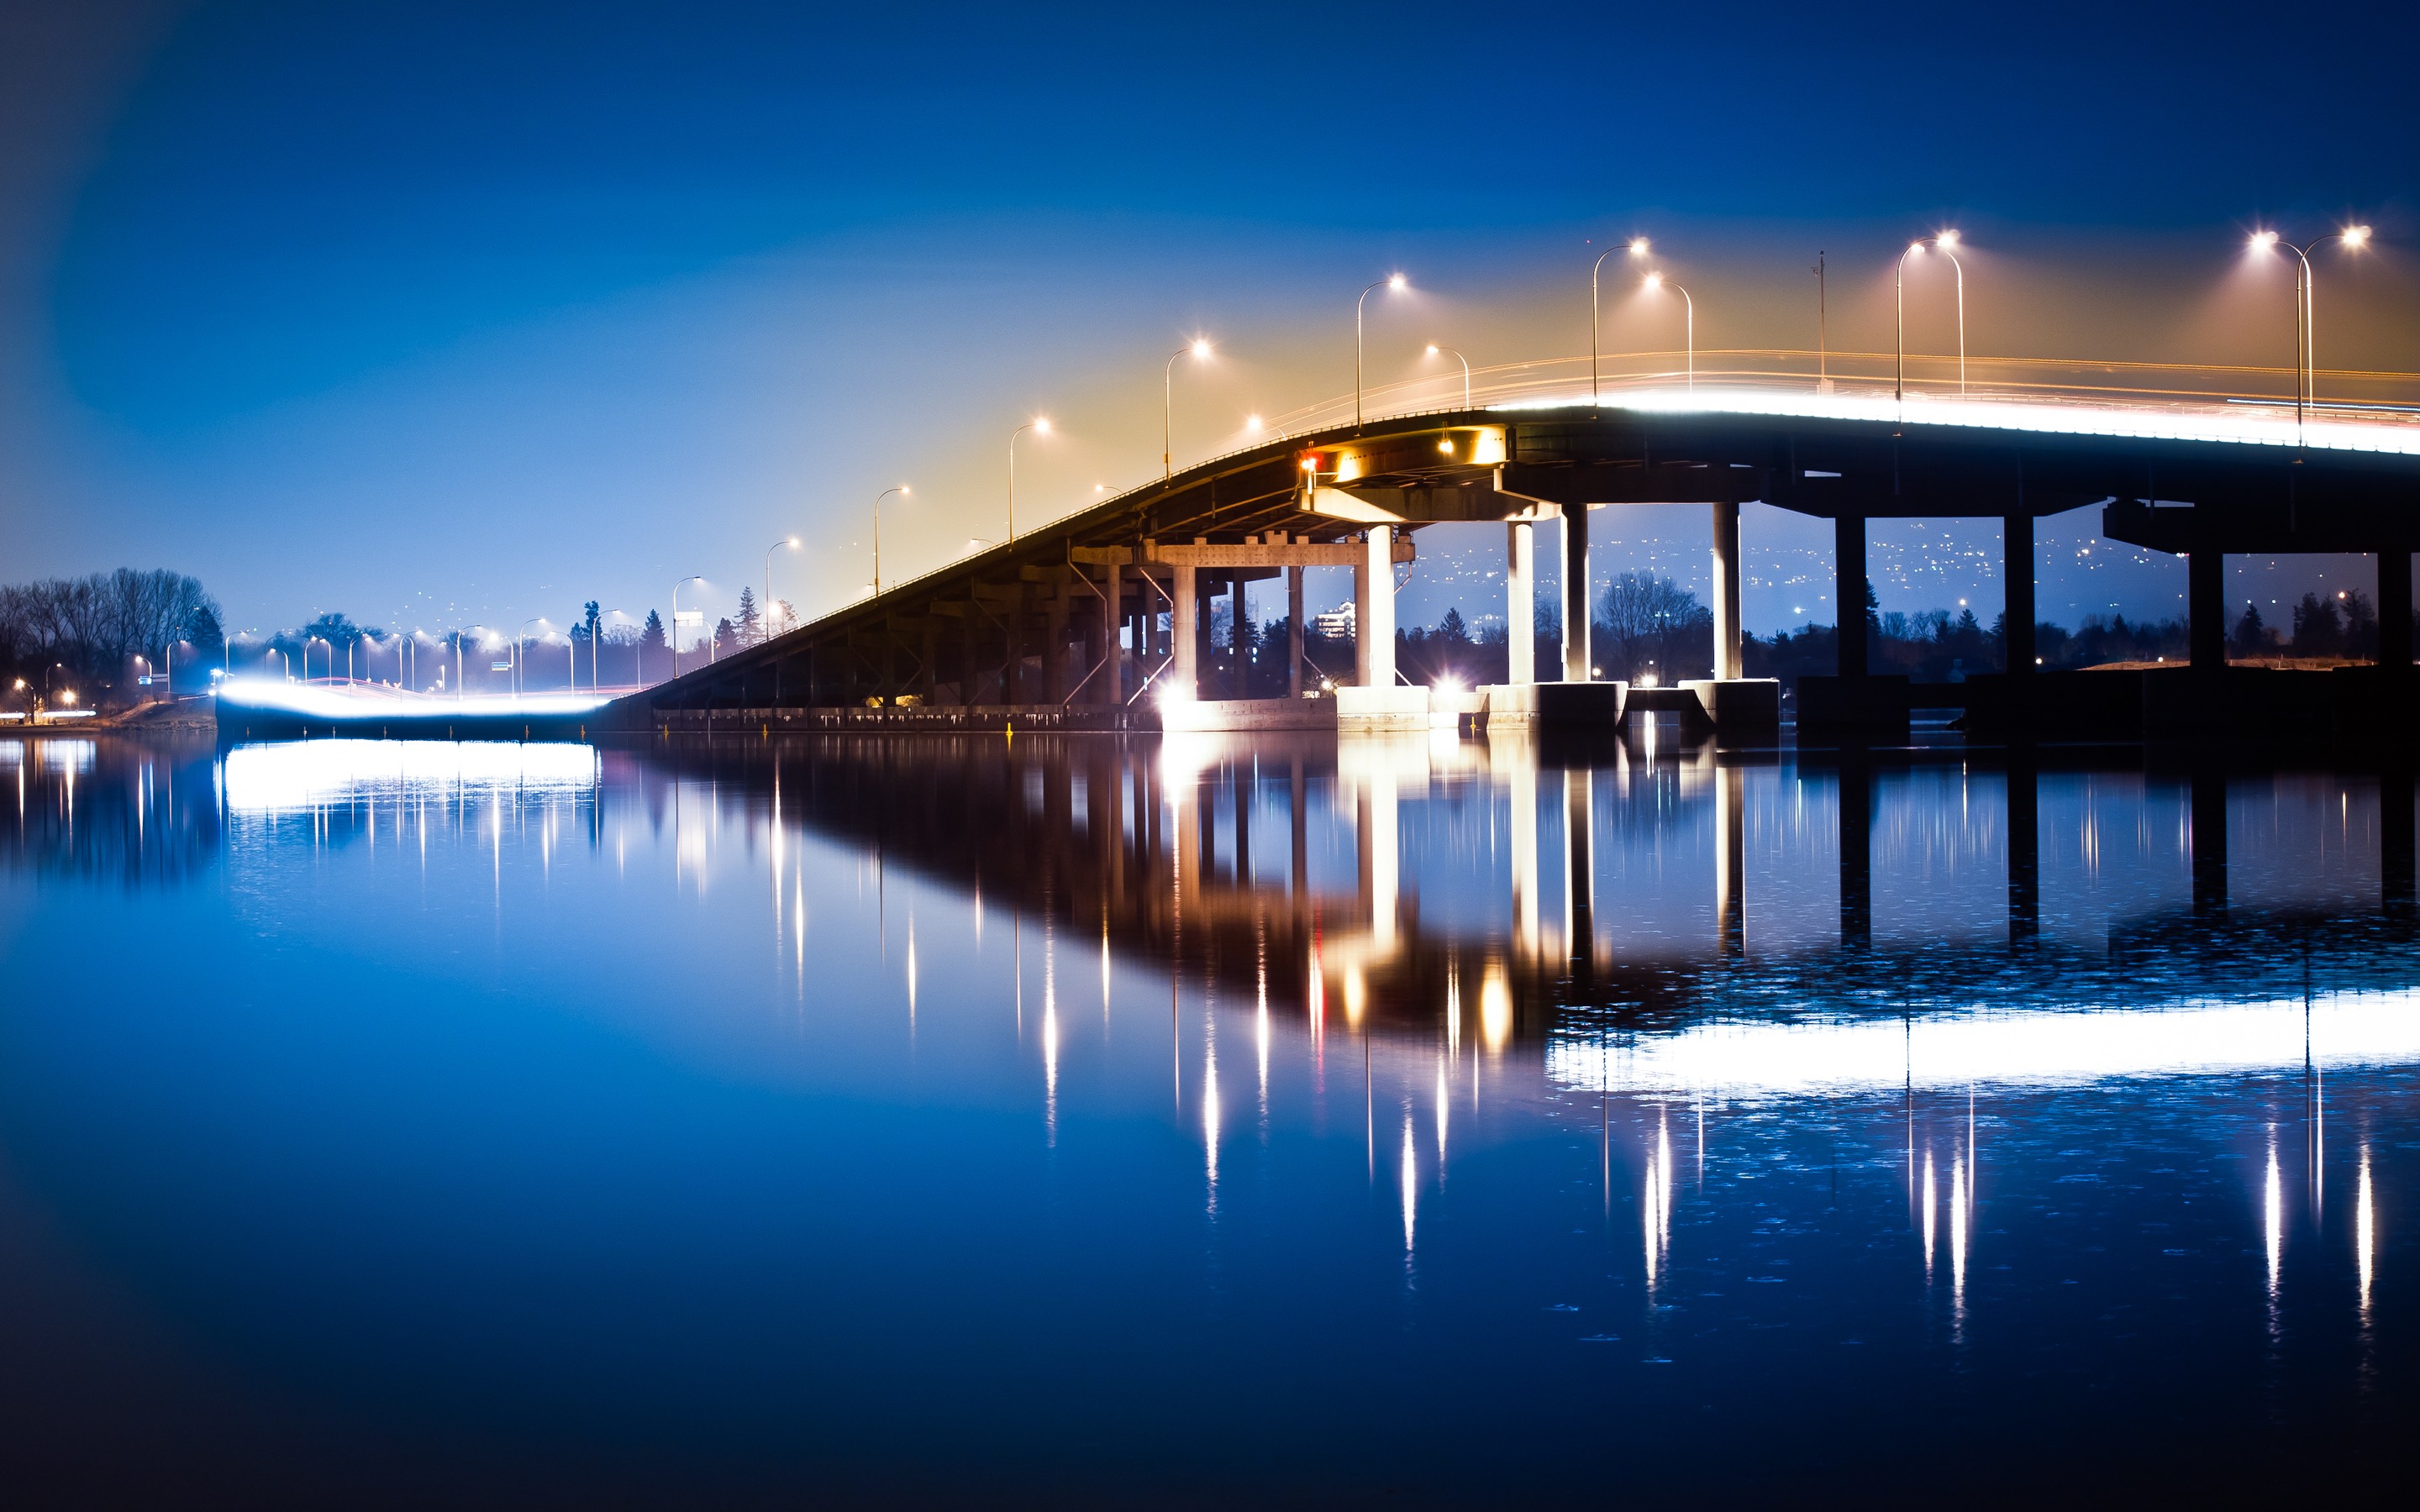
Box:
<box><xmin>1640</xmin><ymin>272</ymin><xmax>1696</xmax><ymax>390</ymax></box>
<box><xmin>1165</xmin><ymin>339</ymin><xmax>1212</xmax><ymax>480</ymax></box>
<box><xmin>1355</xmin><ymin>274</ymin><xmax>1407</xmax><ymax>429</ymax></box>
<box><xmin>765</xmin><ymin>534</ymin><xmax>802</xmax><ymax>634</ymax></box>
<box><xmin>2248</xmin><ymin>224</ymin><xmax>2374</xmax><ymax>442</ymax></box>
<box><xmin>1426</xmin><ymin>344</ymin><xmax>1471</xmax><ymax>408</ymax></box>
<box><xmin>870</xmin><ymin>489</ymin><xmax>907</xmax><ymax>595</ymax></box>
<box><xmin>1008</xmin><ymin>417</ymin><xmax>1050</xmax><ymax>543</ymax></box>
<box><xmin>1591</xmin><ymin>238</ymin><xmax>1653</xmax><ymax>403</ymax></box>
<box><xmin>671</xmin><ymin>575</ymin><xmax>704</xmax><ymax>679</ymax></box>
<box><xmin>1896</xmin><ymin>232</ymin><xmax>1966</xmax><ymax>412</ymax></box>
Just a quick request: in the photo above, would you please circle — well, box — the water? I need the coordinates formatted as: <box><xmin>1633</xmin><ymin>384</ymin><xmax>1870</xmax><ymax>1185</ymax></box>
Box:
<box><xmin>0</xmin><ymin>730</ymin><xmax>2410</xmax><ymax>1504</ymax></box>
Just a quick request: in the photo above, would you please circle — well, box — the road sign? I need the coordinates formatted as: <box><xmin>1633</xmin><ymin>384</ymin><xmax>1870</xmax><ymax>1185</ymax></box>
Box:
<box><xmin>674</xmin><ymin>611</ymin><xmax>704</xmax><ymax>626</ymax></box>
<box><xmin>491</xmin><ymin>660</ymin><xmax>513</xmax><ymax>671</ymax></box>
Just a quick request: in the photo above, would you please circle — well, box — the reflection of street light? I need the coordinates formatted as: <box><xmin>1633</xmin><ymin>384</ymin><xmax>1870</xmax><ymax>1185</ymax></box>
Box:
<box><xmin>1896</xmin><ymin>232</ymin><xmax>1965</xmax><ymax>411</ymax></box>
<box><xmin>1640</xmin><ymin>272</ymin><xmax>1696</xmax><ymax>391</ymax></box>
<box><xmin>2249</xmin><ymin>225</ymin><xmax>2374</xmax><ymax>443</ymax></box>
<box><xmin>1591</xmin><ymin>239</ymin><xmax>1651</xmax><ymax>404</ymax></box>
<box><xmin>1355</xmin><ymin>275</ymin><xmax>1407</xmax><ymax>428</ymax></box>
<box><xmin>1165</xmin><ymin>339</ymin><xmax>1212</xmax><ymax>480</ymax></box>
<box><xmin>1426</xmin><ymin>344</ymin><xmax>1471</xmax><ymax>408</ymax></box>
<box><xmin>1008</xmin><ymin>420</ymin><xmax>1050</xmax><ymax>543</ymax></box>
<box><xmin>870</xmin><ymin>489</ymin><xmax>907</xmax><ymax>595</ymax></box>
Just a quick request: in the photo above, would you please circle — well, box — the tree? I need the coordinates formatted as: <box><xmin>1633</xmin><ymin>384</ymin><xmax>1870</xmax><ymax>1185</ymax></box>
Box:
<box><xmin>2344</xmin><ymin>590</ymin><xmax>2379</xmax><ymax>659</ymax></box>
<box><xmin>1597</xmin><ymin>572</ymin><xmax>1712</xmax><ymax>681</ymax></box>
<box><xmin>2291</xmin><ymin>592</ymin><xmax>2343</xmax><ymax>657</ymax></box>
<box><xmin>1439</xmin><ymin>606</ymin><xmax>1470</xmax><ymax>645</ymax></box>
<box><xmin>639</xmin><ymin>610</ymin><xmax>668</xmax><ymax>651</ymax></box>
<box><xmin>2232</xmin><ymin>601</ymin><xmax>2267</xmax><ymax>657</ymax></box>
<box><xmin>714</xmin><ymin>617</ymin><xmax>739</xmax><ymax>657</ymax></box>
<box><xmin>735</xmin><ymin>586</ymin><xmax>760</xmax><ymax>646</ymax></box>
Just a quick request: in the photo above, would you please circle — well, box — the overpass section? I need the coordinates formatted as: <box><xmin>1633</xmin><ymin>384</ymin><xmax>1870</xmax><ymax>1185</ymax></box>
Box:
<box><xmin>598</xmin><ymin>396</ymin><xmax>2420</xmax><ymax>748</ymax></box>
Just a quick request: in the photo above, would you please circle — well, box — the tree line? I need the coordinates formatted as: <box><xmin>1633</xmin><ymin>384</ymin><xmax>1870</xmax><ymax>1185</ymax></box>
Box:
<box><xmin>0</xmin><ymin>570</ymin><xmax>222</xmax><ymax>705</ymax></box>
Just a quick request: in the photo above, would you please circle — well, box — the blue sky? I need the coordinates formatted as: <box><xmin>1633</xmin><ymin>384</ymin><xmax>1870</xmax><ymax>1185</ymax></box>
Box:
<box><xmin>3</xmin><ymin>0</ymin><xmax>2416</xmax><ymax>642</ymax></box>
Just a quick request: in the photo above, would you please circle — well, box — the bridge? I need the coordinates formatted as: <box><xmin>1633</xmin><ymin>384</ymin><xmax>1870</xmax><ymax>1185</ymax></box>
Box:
<box><xmin>601</xmin><ymin>360</ymin><xmax>2420</xmax><ymax>747</ymax></box>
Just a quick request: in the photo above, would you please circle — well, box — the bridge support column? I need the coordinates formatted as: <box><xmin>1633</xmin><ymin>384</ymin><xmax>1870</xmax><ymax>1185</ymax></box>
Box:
<box><xmin>1046</xmin><ymin>580</ymin><xmax>1070</xmax><ymax>703</ymax></box>
<box><xmin>1712</xmin><ymin>501</ymin><xmax>1742</xmax><ymax>680</ymax></box>
<box><xmin>1835</xmin><ymin>514</ymin><xmax>1867</xmax><ymax>677</ymax></box>
<box><xmin>1563</xmin><ymin>505</ymin><xmax>1591</xmax><ymax>681</ymax></box>
<box><xmin>1171</xmin><ymin>563</ymin><xmax>1197</xmax><ymax>699</ymax></box>
<box><xmin>1360</xmin><ymin>526</ymin><xmax>1396</xmax><ymax>688</ymax></box>
<box><xmin>1287</xmin><ymin>564</ymin><xmax>1305</xmax><ymax>696</ymax></box>
<box><xmin>1096</xmin><ymin>564</ymin><xmax>1122</xmax><ymax>706</ymax></box>
<box><xmin>962</xmin><ymin>608</ymin><xmax>982</xmax><ymax>706</ymax></box>
<box><xmin>2189</xmin><ymin>547</ymin><xmax>2225</xmax><ymax>671</ymax></box>
<box><xmin>2004</xmin><ymin>513</ymin><xmax>2036</xmax><ymax>678</ymax></box>
<box><xmin>2381</xmin><ymin>552</ymin><xmax>2412</xmax><ymax>671</ymax></box>
<box><xmin>1506</xmin><ymin>520</ymin><xmax>1534</xmax><ymax>685</ymax></box>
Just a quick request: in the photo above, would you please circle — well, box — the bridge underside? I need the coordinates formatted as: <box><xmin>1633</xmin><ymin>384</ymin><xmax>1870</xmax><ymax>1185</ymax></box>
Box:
<box><xmin>602</xmin><ymin>403</ymin><xmax>2420</xmax><ymax>743</ymax></box>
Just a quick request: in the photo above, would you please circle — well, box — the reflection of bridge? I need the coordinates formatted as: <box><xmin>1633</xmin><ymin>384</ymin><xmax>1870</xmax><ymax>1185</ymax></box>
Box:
<box><xmin>605</xmin><ymin>380</ymin><xmax>2420</xmax><ymax>746</ymax></box>
<box><xmin>625</xmin><ymin>732</ymin><xmax>2420</xmax><ymax>1047</ymax></box>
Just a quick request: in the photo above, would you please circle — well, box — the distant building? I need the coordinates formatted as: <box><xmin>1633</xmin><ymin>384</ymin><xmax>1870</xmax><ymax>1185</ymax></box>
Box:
<box><xmin>1313</xmin><ymin>603</ymin><xmax>1355</xmax><ymax>638</ymax></box>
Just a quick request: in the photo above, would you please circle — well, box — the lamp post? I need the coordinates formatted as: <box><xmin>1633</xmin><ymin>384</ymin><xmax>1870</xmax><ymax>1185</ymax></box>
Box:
<box><xmin>1008</xmin><ymin>419</ymin><xmax>1050</xmax><ymax>543</ymax></box>
<box><xmin>2249</xmin><ymin>225</ymin><xmax>2373</xmax><ymax>444</ymax></box>
<box><xmin>870</xmin><ymin>489</ymin><xmax>908</xmax><ymax>595</ymax></box>
<box><xmin>671</xmin><ymin>575</ymin><xmax>703</xmax><ymax>679</ymax></box>
<box><xmin>226</xmin><ymin>629</ymin><xmax>253</xmax><ymax>678</ymax></box>
<box><xmin>1426</xmin><ymin>344</ymin><xmax>1471</xmax><ymax>408</ymax></box>
<box><xmin>515</xmin><ymin>618</ymin><xmax>544</xmax><ymax>697</ymax></box>
<box><xmin>1591</xmin><ymin>239</ymin><xmax>1650</xmax><ymax>405</ymax></box>
<box><xmin>1641</xmin><ymin>272</ymin><xmax>1696</xmax><ymax>390</ymax></box>
<box><xmin>1355</xmin><ymin>274</ymin><xmax>1407</xmax><ymax>429</ymax></box>
<box><xmin>1165</xmin><ymin>339</ymin><xmax>1212</xmax><ymax>480</ymax></box>
<box><xmin>1895</xmin><ymin>231</ymin><xmax>1965</xmax><ymax>412</ymax></box>
<box><xmin>304</xmin><ymin>636</ymin><xmax>328</xmax><ymax>683</ymax></box>
<box><xmin>766</xmin><ymin>535</ymin><xmax>801</xmax><ymax>630</ymax></box>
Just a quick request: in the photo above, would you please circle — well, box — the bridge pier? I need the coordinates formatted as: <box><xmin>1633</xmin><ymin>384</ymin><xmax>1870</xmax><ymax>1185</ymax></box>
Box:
<box><xmin>2381</xmin><ymin>551</ymin><xmax>2412</xmax><ymax>671</ymax></box>
<box><xmin>2004</xmin><ymin>512</ymin><xmax>2036</xmax><ymax>680</ymax></box>
<box><xmin>1172</xmin><ymin>563</ymin><xmax>1197</xmax><ymax>699</ymax></box>
<box><xmin>1287</xmin><ymin>565</ymin><xmax>1305</xmax><ymax>696</ymax></box>
<box><xmin>1562</xmin><ymin>505</ymin><xmax>1591</xmax><ymax>682</ymax></box>
<box><xmin>1712</xmin><ymin>501</ymin><xmax>1742</xmax><ymax>680</ymax></box>
<box><xmin>1835</xmin><ymin>514</ymin><xmax>1866</xmax><ymax>678</ymax></box>
<box><xmin>2189</xmin><ymin>546</ymin><xmax>2225</xmax><ymax>672</ymax></box>
<box><xmin>1507</xmin><ymin>520</ymin><xmax>1534</xmax><ymax>685</ymax></box>
<box><xmin>1360</xmin><ymin>526</ymin><xmax>1396</xmax><ymax>688</ymax></box>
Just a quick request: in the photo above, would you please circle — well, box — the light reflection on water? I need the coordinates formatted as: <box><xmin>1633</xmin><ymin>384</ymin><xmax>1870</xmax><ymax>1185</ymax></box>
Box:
<box><xmin>0</xmin><ymin>729</ymin><xmax>2412</xmax><ymax>1502</ymax></box>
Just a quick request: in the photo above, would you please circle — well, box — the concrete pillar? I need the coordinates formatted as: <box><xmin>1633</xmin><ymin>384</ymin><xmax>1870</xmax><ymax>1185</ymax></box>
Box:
<box><xmin>2004</xmin><ymin>513</ymin><xmax>2036</xmax><ymax>674</ymax></box>
<box><xmin>1712</xmin><ymin>501</ymin><xmax>1743</xmax><ymax>680</ymax></box>
<box><xmin>1835</xmin><ymin>514</ymin><xmax>1867</xmax><ymax>678</ymax></box>
<box><xmin>961</xmin><ymin>610</ymin><xmax>981</xmax><ymax>706</ymax></box>
<box><xmin>2189</xmin><ymin>548</ymin><xmax>2226</xmax><ymax>671</ymax></box>
<box><xmin>1005</xmin><ymin>583</ymin><xmax>1028</xmax><ymax>703</ymax></box>
<box><xmin>917</xmin><ymin>618</ymin><xmax>936</xmax><ymax>702</ymax></box>
<box><xmin>1353</xmin><ymin>543</ymin><xmax>1372</xmax><ymax>686</ymax></box>
<box><xmin>1562</xmin><ymin>505</ymin><xmax>1591</xmax><ymax>682</ymax></box>
<box><xmin>1097</xmin><ymin>564</ymin><xmax>1122</xmax><ymax>705</ymax></box>
<box><xmin>1171</xmin><ymin>563</ymin><xmax>1197</xmax><ymax>699</ymax></box>
<box><xmin>1287</xmin><ymin>564</ymin><xmax>1305</xmax><ymax>696</ymax></box>
<box><xmin>1507</xmin><ymin>520</ymin><xmax>1535</xmax><ymax>685</ymax></box>
<box><xmin>2379</xmin><ymin>551</ymin><xmax>2412</xmax><ymax>670</ymax></box>
<box><xmin>1363</xmin><ymin>526</ymin><xmax>1396</xmax><ymax>688</ymax></box>
<box><xmin>1045</xmin><ymin>580</ymin><xmax>1069</xmax><ymax>703</ymax></box>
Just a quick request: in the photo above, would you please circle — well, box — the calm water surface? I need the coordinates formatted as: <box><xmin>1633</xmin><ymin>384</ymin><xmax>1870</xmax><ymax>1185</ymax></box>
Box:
<box><xmin>0</xmin><ymin>730</ymin><xmax>2412</xmax><ymax>1504</ymax></box>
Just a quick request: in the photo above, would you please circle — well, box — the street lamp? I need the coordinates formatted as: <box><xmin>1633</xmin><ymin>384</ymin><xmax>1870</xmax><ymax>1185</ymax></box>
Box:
<box><xmin>766</xmin><ymin>535</ymin><xmax>802</xmax><ymax>630</ymax></box>
<box><xmin>671</xmin><ymin>575</ymin><xmax>704</xmax><ymax>679</ymax></box>
<box><xmin>1591</xmin><ymin>239</ymin><xmax>1652</xmax><ymax>405</ymax></box>
<box><xmin>2249</xmin><ymin>224</ymin><xmax>2374</xmax><ymax>443</ymax></box>
<box><xmin>1426</xmin><ymin>344</ymin><xmax>1471</xmax><ymax>408</ymax></box>
<box><xmin>1896</xmin><ymin>232</ymin><xmax>1966</xmax><ymax>412</ymax></box>
<box><xmin>870</xmin><ymin>490</ymin><xmax>908</xmax><ymax>595</ymax></box>
<box><xmin>1640</xmin><ymin>272</ymin><xmax>1697</xmax><ymax>390</ymax></box>
<box><xmin>1008</xmin><ymin>419</ymin><xmax>1050</xmax><ymax>543</ymax></box>
<box><xmin>303</xmin><ymin>635</ymin><xmax>329</xmax><ymax>683</ymax></box>
<box><xmin>1165</xmin><ymin>339</ymin><xmax>1212</xmax><ymax>480</ymax></box>
<box><xmin>1355</xmin><ymin>274</ymin><xmax>1407</xmax><ymax>429</ymax></box>
<box><xmin>515</xmin><ymin>617</ymin><xmax>544</xmax><ymax>697</ymax></box>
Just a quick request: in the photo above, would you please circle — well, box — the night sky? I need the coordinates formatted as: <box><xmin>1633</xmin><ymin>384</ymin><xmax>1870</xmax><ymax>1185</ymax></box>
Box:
<box><xmin>3</xmin><ymin>0</ymin><xmax>2415</xmax><ymax>643</ymax></box>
